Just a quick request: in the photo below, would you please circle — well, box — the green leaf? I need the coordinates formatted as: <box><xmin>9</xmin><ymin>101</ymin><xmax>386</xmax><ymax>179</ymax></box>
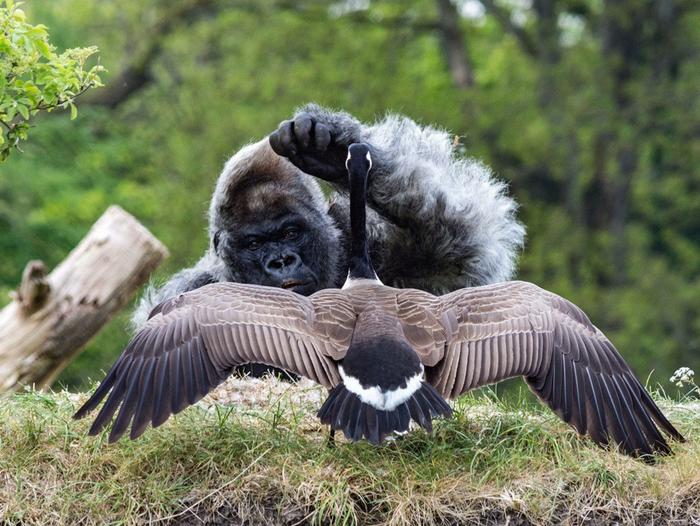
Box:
<box><xmin>35</xmin><ymin>39</ymin><xmax>51</xmax><ymax>58</ymax></box>
<box><xmin>17</xmin><ymin>103</ymin><xmax>29</xmax><ymax>120</ymax></box>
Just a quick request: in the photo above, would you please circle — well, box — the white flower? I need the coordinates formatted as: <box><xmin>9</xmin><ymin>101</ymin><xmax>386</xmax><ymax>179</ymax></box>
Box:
<box><xmin>670</xmin><ymin>367</ymin><xmax>695</xmax><ymax>387</ymax></box>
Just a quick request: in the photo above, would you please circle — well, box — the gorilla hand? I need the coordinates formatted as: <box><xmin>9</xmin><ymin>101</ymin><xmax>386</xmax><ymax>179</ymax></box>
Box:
<box><xmin>269</xmin><ymin>110</ymin><xmax>359</xmax><ymax>183</ymax></box>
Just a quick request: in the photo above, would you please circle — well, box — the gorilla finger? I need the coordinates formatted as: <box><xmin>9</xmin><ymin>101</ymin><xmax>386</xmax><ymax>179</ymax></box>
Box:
<box><xmin>314</xmin><ymin>123</ymin><xmax>331</xmax><ymax>151</ymax></box>
<box><xmin>293</xmin><ymin>114</ymin><xmax>313</xmax><ymax>149</ymax></box>
<box><xmin>269</xmin><ymin>130</ymin><xmax>283</xmax><ymax>156</ymax></box>
<box><xmin>278</xmin><ymin>120</ymin><xmax>297</xmax><ymax>156</ymax></box>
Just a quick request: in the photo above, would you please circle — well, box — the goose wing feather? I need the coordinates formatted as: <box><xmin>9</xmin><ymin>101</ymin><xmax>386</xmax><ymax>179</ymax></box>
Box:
<box><xmin>394</xmin><ymin>288</ymin><xmax>458</xmax><ymax>366</ymax></box>
<box><xmin>423</xmin><ymin>281</ymin><xmax>683</xmax><ymax>456</ymax></box>
<box><xmin>74</xmin><ymin>282</ymin><xmax>354</xmax><ymax>442</ymax></box>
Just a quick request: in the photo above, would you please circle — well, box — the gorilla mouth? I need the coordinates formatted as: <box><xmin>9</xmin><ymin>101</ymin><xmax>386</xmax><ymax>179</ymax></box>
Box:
<box><xmin>280</xmin><ymin>279</ymin><xmax>305</xmax><ymax>290</ymax></box>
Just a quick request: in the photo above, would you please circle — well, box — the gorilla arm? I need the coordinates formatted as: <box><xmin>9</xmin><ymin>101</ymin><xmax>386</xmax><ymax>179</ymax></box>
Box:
<box><xmin>270</xmin><ymin>104</ymin><xmax>526</xmax><ymax>293</ymax></box>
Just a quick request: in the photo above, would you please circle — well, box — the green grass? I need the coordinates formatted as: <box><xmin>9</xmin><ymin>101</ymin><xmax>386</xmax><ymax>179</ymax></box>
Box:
<box><xmin>1</xmin><ymin>384</ymin><xmax>699</xmax><ymax>525</ymax></box>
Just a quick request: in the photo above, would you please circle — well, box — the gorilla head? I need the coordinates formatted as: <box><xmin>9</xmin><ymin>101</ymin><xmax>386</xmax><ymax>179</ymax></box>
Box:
<box><xmin>208</xmin><ymin>140</ymin><xmax>342</xmax><ymax>296</ymax></box>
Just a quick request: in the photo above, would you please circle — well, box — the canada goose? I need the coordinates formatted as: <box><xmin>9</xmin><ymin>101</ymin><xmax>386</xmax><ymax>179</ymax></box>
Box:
<box><xmin>75</xmin><ymin>143</ymin><xmax>683</xmax><ymax>458</ymax></box>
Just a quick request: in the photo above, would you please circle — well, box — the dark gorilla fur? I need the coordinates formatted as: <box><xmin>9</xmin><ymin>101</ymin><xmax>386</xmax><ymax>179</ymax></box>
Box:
<box><xmin>133</xmin><ymin>104</ymin><xmax>526</xmax><ymax>333</ymax></box>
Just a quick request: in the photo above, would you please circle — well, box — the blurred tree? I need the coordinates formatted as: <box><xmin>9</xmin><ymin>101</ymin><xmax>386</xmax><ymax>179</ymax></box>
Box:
<box><xmin>0</xmin><ymin>0</ymin><xmax>696</xmax><ymax>391</ymax></box>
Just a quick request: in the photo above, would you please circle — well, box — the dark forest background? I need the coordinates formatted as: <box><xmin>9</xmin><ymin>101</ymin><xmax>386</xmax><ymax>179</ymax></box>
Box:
<box><xmin>1</xmin><ymin>0</ymin><xmax>698</xmax><ymax>391</ymax></box>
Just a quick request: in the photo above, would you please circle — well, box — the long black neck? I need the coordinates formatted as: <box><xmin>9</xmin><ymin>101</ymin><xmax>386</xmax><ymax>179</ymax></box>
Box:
<box><xmin>347</xmin><ymin>158</ymin><xmax>377</xmax><ymax>281</ymax></box>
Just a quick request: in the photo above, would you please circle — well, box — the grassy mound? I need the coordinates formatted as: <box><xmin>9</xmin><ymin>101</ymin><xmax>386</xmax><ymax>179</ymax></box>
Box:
<box><xmin>1</xmin><ymin>379</ymin><xmax>699</xmax><ymax>525</ymax></box>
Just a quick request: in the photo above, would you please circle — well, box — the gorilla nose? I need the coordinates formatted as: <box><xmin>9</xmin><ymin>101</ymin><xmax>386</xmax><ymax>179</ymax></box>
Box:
<box><xmin>265</xmin><ymin>253</ymin><xmax>302</xmax><ymax>276</ymax></box>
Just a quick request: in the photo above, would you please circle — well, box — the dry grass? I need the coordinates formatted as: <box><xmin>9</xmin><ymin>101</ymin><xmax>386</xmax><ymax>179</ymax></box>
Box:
<box><xmin>1</xmin><ymin>377</ymin><xmax>699</xmax><ymax>525</ymax></box>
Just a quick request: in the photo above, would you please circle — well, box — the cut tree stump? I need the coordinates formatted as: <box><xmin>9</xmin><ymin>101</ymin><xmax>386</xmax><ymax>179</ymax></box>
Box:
<box><xmin>0</xmin><ymin>205</ymin><xmax>169</xmax><ymax>392</ymax></box>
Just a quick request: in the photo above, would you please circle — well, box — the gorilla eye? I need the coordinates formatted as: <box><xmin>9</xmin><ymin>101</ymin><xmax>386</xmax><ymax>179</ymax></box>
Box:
<box><xmin>282</xmin><ymin>227</ymin><xmax>300</xmax><ymax>240</ymax></box>
<box><xmin>246</xmin><ymin>239</ymin><xmax>262</xmax><ymax>251</ymax></box>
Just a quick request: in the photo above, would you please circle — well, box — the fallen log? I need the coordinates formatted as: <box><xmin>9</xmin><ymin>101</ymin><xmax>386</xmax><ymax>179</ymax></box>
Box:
<box><xmin>0</xmin><ymin>205</ymin><xmax>168</xmax><ymax>392</ymax></box>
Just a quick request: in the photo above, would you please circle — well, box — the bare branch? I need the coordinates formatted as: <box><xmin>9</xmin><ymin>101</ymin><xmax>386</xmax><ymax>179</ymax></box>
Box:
<box><xmin>10</xmin><ymin>260</ymin><xmax>50</xmax><ymax>314</ymax></box>
<box><xmin>478</xmin><ymin>0</ymin><xmax>538</xmax><ymax>57</ymax></box>
<box><xmin>36</xmin><ymin>82</ymin><xmax>96</xmax><ymax>111</ymax></box>
<box><xmin>343</xmin><ymin>10</ymin><xmax>439</xmax><ymax>32</ymax></box>
<box><xmin>85</xmin><ymin>0</ymin><xmax>218</xmax><ymax>108</ymax></box>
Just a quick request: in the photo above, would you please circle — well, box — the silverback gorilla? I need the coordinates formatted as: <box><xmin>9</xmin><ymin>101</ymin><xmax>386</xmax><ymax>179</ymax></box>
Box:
<box><xmin>132</xmin><ymin>104</ymin><xmax>526</xmax><ymax>329</ymax></box>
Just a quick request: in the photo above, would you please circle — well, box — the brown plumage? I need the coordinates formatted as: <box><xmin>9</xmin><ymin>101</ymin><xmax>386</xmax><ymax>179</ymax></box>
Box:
<box><xmin>75</xmin><ymin>143</ymin><xmax>683</xmax><ymax>457</ymax></box>
<box><xmin>74</xmin><ymin>278</ymin><xmax>683</xmax><ymax>456</ymax></box>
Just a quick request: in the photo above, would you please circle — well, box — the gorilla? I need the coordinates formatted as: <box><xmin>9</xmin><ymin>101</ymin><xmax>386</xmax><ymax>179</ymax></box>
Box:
<box><xmin>133</xmin><ymin>104</ymin><xmax>525</xmax><ymax>330</ymax></box>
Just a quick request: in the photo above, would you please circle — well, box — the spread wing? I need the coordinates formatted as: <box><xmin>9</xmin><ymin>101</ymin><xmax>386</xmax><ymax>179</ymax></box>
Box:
<box><xmin>426</xmin><ymin>281</ymin><xmax>684</xmax><ymax>457</ymax></box>
<box><xmin>74</xmin><ymin>283</ymin><xmax>355</xmax><ymax>442</ymax></box>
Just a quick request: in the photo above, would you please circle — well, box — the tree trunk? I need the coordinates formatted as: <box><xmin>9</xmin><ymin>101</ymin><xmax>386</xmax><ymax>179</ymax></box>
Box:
<box><xmin>0</xmin><ymin>205</ymin><xmax>168</xmax><ymax>392</ymax></box>
<box><xmin>435</xmin><ymin>0</ymin><xmax>475</xmax><ymax>89</ymax></box>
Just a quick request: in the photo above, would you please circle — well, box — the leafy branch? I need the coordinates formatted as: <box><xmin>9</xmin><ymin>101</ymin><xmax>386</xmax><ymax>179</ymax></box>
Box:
<box><xmin>0</xmin><ymin>0</ymin><xmax>105</xmax><ymax>161</ymax></box>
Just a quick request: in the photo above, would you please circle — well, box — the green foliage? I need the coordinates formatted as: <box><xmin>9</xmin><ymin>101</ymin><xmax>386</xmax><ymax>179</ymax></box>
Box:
<box><xmin>0</xmin><ymin>0</ymin><xmax>103</xmax><ymax>160</ymax></box>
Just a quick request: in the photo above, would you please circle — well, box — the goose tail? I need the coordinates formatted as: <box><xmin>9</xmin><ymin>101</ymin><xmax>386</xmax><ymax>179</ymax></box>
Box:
<box><xmin>317</xmin><ymin>380</ymin><xmax>452</xmax><ymax>444</ymax></box>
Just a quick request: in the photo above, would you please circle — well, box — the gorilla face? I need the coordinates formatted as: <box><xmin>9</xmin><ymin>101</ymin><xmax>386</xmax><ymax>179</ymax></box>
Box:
<box><xmin>214</xmin><ymin>210</ymin><xmax>324</xmax><ymax>296</ymax></box>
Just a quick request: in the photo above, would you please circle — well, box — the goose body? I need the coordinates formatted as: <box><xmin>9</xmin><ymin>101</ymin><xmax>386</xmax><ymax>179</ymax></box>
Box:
<box><xmin>75</xmin><ymin>144</ymin><xmax>684</xmax><ymax>458</ymax></box>
<box><xmin>317</xmin><ymin>283</ymin><xmax>452</xmax><ymax>442</ymax></box>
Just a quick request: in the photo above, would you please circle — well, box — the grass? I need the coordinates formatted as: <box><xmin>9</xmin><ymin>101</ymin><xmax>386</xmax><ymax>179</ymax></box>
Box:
<box><xmin>1</xmin><ymin>380</ymin><xmax>699</xmax><ymax>525</ymax></box>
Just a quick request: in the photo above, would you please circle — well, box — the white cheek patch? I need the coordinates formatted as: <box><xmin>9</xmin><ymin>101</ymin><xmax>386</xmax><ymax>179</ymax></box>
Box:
<box><xmin>345</xmin><ymin>148</ymin><xmax>372</xmax><ymax>172</ymax></box>
<box><xmin>339</xmin><ymin>365</ymin><xmax>424</xmax><ymax>411</ymax></box>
